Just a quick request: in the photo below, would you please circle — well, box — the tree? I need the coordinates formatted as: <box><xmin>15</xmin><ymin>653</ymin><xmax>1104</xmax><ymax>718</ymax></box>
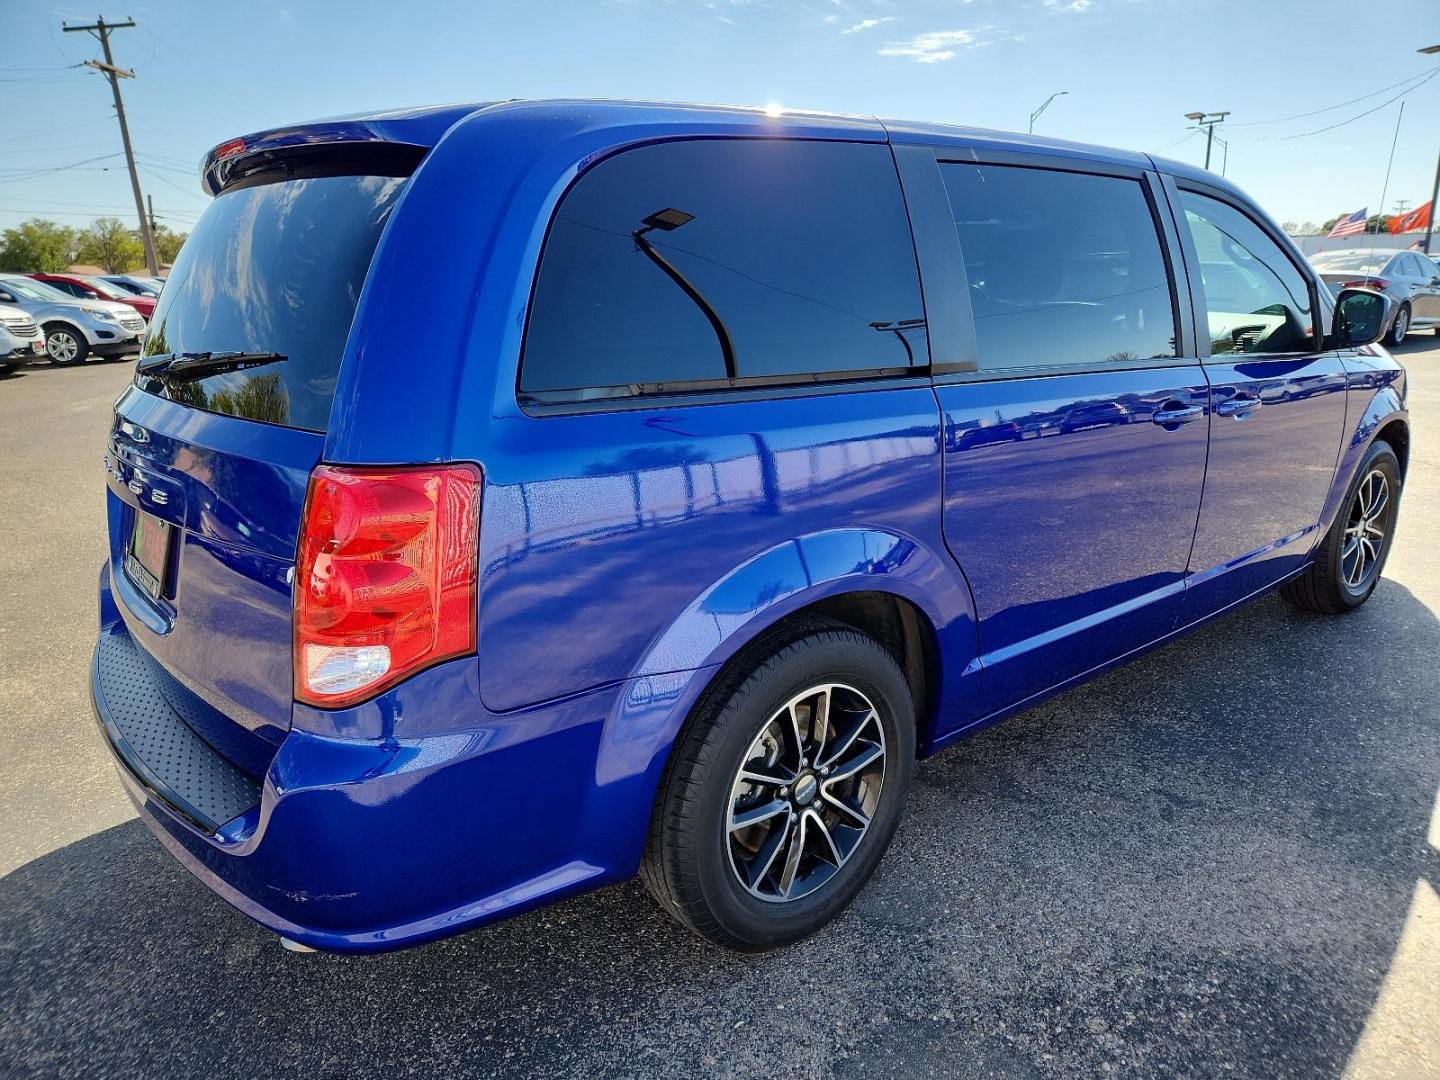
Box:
<box><xmin>152</xmin><ymin>224</ymin><xmax>188</xmax><ymax>265</ymax></box>
<box><xmin>76</xmin><ymin>217</ymin><xmax>145</xmax><ymax>273</ymax></box>
<box><xmin>0</xmin><ymin>219</ymin><xmax>77</xmax><ymax>272</ymax></box>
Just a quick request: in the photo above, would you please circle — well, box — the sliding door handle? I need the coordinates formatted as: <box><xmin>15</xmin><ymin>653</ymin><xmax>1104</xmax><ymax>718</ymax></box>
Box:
<box><xmin>1152</xmin><ymin>403</ymin><xmax>1203</xmax><ymax>426</ymax></box>
<box><xmin>1216</xmin><ymin>394</ymin><xmax>1263</xmax><ymax>418</ymax></box>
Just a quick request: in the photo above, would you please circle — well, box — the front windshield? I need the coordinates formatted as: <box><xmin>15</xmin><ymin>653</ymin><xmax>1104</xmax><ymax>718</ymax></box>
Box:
<box><xmin>1</xmin><ymin>277</ymin><xmax>71</xmax><ymax>302</ymax></box>
<box><xmin>1311</xmin><ymin>252</ymin><xmax>1388</xmax><ymax>273</ymax></box>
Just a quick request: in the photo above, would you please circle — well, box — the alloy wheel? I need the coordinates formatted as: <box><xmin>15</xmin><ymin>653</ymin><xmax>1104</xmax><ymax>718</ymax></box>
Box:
<box><xmin>1392</xmin><ymin>307</ymin><xmax>1408</xmax><ymax>344</ymax></box>
<box><xmin>726</xmin><ymin>682</ymin><xmax>886</xmax><ymax>903</ymax></box>
<box><xmin>1342</xmin><ymin>468</ymin><xmax>1389</xmax><ymax>590</ymax></box>
<box><xmin>46</xmin><ymin>330</ymin><xmax>79</xmax><ymax>363</ymax></box>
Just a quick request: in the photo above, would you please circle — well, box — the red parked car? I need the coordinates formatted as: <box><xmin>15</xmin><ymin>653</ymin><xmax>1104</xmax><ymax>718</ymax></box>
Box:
<box><xmin>29</xmin><ymin>273</ymin><xmax>155</xmax><ymax>319</ymax></box>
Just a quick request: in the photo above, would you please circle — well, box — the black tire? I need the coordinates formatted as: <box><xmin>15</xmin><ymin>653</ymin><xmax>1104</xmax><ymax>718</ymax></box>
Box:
<box><xmin>1282</xmin><ymin>440</ymin><xmax>1401</xmax><ymax>614</ymax></box>
<box><xmin>1384</xmin><ymin>303</ymin><xmax>1410</xmax><ymax>347</ymax></box>
<box><xmin>641</xmin><ymin>624</ymin><xmax>915</xmax><ymax>950</ymax></box>
<box><xmin>42</xmin><ymin>323</ymin><xmax>88</xmax><ymax>365</ymax></box>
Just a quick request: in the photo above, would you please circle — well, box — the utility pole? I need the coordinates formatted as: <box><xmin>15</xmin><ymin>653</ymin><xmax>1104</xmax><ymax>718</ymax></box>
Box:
<box><xmin>147</xmin><ymin>193</ymin><xmax>157</xmax><ymax>238</ymax></box>
<box><xmin>64</xmin><ymin>16</ymin><xmax>159</xmax><ymax>276</ymax></box>
<box><xmin>1184</xmin><ymin>111</ymin><xmax>1230</xmax><ymax>171</ymax></box>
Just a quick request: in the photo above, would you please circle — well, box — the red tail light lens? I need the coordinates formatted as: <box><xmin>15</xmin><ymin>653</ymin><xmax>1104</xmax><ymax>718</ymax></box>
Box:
<box><xmin>1340</xmin><ymin>278</ymin><xmax>1389</xmax><ymax>291</ymax></box>
<box><xmin>294</xmin><ymin>464</ymin><xmax>481</xmax><ymax>708</ymax></box>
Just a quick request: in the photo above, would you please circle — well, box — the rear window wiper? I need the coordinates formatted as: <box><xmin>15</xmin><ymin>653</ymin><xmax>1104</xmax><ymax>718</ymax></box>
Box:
<box><xmin>137</xmin><ymin>351</ymin><xmax>287</xmax><ymax>382</ymax></box>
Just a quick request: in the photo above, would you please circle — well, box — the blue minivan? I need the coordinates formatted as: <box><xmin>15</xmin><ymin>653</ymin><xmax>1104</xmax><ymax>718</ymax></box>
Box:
<box><xmin>94</xmin><ymin>100</ymin><xmax>1408</xmax><ymax>953</ymax></box>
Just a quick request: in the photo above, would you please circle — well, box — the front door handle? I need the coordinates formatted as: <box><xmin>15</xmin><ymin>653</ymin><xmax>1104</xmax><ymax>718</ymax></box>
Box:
<box><xmin>1152</xmin><ymin>403</ymin><xmax>1204</xmax><ymax>426</ymax></box>
<box><xmin>1215</xmin><ymin>394</ymin><xmax>1263</xmax><ymax>418</ymax></box>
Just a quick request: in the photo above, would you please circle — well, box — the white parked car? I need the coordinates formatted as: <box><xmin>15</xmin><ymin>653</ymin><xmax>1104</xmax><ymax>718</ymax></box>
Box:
<box><xmin>0</xmin><ymin>303</ymin><xmax>46</xmax><ymax>373</ymax></box>
<box><xmin>0</xmin><ymin>275</ymin><xmax>146</xmax><ymax>365</ymax></box>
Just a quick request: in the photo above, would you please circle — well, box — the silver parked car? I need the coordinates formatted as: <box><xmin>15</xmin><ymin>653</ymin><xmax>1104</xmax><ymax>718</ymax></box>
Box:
<box><xmin>1309</xmin><ymin>248</ymin><xmax>1440</xmax><ymax>345</ymax></box>
<box><xmin>0</xmin><ymin>275</ymin><xmax>146</xmax><ymax>365</ymax></box>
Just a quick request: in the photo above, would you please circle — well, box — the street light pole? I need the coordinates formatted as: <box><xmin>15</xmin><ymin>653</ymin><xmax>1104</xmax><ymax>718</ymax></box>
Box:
<box><xmin>1028</xmin><ymin>91</ymin><xmax>1068</xmax><ymax>134</ymax></box>
<box><xmin>1423</xmin><ymin>147</ymin><xmax>1440</xmax><ymax>255</ymax></box>
<box><xmin>1184</xmin><ymin>110</ymin><xmax>1230</xmax><ymax>171</ymax></box>
<box><xmin>1421</xmin><ymin>46</ymin><xmax>1440</xmax><ymax>254</ymax></box>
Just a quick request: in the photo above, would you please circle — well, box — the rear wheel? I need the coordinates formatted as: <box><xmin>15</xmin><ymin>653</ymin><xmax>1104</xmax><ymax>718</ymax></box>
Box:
<box><xmin>1282</xmin><ymin>440</ymin><xmax>1401</xmax><ymax>614</ymax></box>
<box><xmin>1385</xmin><ymin>304</ymin><xmax>1409</xmax><ymax>347</ymax></box>
<box><xmin>642</xmin><ymin>625</ymin><xmax>914</xmax><ymax>950</ymax></box>
<box><xmin>43</xmin><ymin>324</ymin><xmax>88</xmax><ymax>365</ymax></box>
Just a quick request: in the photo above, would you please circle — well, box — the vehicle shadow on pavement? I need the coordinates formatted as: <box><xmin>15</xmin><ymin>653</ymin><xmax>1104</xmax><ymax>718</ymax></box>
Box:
<box><xmin>2</xmin><ymin>587</ymin><xmax>1437</xmax><ymax>1080</ymax></box>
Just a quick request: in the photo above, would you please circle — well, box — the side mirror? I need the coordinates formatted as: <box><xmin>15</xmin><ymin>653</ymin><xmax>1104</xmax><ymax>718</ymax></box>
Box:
<box><xmin>1330</xmin><ymin>287</ymin><xmax>1393</xmax><ymax>348</ymax></box>
<box><xmin>0</xmin><ymin>292</ymin><xmax>12</xmax><ymax>303</ymax></box>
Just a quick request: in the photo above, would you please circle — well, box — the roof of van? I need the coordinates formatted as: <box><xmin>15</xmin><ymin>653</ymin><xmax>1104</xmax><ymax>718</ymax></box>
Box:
<box><xmin>199</xmin><ymin>98</ymin><xmax>1232</xmax><ymax>198</ymax></box>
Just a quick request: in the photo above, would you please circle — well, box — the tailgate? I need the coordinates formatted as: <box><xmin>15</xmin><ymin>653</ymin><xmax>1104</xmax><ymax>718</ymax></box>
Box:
<box><xmin>105</xmin><ymin>389</ymin><xmax>321</xmax><ymax>746</ymax></box>
<box><xmin>101</xmin><ymin>165</ymin><xmax>410</xmax><ymax>762</ymax></box>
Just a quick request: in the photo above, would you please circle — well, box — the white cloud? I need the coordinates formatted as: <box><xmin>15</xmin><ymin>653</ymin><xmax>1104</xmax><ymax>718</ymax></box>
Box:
<box><xmin>878</xmin><ymin>27</ymin><xmax>1000</xmax><ymax>63</ymax></box>
<box><xmin>1044</xmin><ymin>0</ymin><xmax>1093</xmax><ymax>11</ymax></box>
<box><xmin>842</xmin><ymin>16</ymin><xmax>894</xmax><ymax>33</ymax></box>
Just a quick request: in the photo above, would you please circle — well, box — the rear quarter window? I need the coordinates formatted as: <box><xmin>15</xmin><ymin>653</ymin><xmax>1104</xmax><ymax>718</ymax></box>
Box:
<box><xmin>520</xmin><ymin>139</ymin><xmax>927</xmax><ymax>398</ymax></box>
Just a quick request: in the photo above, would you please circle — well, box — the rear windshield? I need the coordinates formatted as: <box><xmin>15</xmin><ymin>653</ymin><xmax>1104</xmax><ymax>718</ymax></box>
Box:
<box><xmin>138</xmin><ymin>174</ymin><xmax>406</xmax><ymax>432</ymax></box>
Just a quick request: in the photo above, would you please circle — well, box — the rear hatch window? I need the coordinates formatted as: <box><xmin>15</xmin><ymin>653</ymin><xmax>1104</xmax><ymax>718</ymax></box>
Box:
<box><xmin>137</xmin><ymin>174</ymin><xmax>407</xmax><ymax>432</ymax></box>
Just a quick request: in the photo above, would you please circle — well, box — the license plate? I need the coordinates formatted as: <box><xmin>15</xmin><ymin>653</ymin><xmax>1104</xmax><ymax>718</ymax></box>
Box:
<box><xmin>125</xmin><ymin>511</ymin><xmax>173</xmax><ymax>601</ymax></box>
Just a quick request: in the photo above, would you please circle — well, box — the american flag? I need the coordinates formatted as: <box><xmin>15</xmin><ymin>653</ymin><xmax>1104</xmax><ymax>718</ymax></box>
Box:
<box><xmin>1328</xmin><ymin>208</ymin><xmax>1368</xmax><ymax>238</ymax></box>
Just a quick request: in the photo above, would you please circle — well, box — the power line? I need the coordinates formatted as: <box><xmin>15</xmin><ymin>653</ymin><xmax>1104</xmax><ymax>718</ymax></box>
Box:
<box><xmin>0</xmin><ymin>153</ymin><xmax>125</xmax><ymax>185</ymax></box>
<box><xmin>137</xmin><ymin>165</ymin><xmax>202</xmax><ymax>199</ymax></box>
<box><xmin>0</xmin><ymin>118</ymin><xmax>114</xmax><ymax>145</ymax></box>
<box><xmin>1232</xmin><ymin>67</ymin><xmax>1440</xmax><ymax>141</ymax></box>
<box><xmin>1150</xmin><ymin>129</ymin><xmax>1200</xmax><ymax>154</ymax></box>
<box><xmin>0</xmin><ymin>203</ymin><xmax>200</xmax><ymax>223</ymax></box>
<box><xmin>1229</xmin><ymin>68</ymin><xmax>1437</xmax><ymax>127</ymax></box>
<box><xmin>63</xmin><ymin>15</ymin><xmax>160</xmax><ymax>275</ymax></box>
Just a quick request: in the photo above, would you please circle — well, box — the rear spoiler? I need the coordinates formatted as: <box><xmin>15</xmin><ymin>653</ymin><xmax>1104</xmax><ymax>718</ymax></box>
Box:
<box><xmin>201</xmin><ymin>124</ymin><xmax>428</xmax><ymax>196</ymax></box>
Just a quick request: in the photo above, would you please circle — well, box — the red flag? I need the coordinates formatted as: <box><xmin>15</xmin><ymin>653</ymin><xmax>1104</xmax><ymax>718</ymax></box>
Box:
<box><xmin>1390</xmin><ymin>200</ymin><xmax>1433</xmax><ymax>234</ymax></box>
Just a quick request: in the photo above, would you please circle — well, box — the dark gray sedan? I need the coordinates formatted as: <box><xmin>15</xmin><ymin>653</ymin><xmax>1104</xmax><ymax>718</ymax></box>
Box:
<box><xmin>1311</xmin><ymin>248</ymin><xmax>1440</xmax><ymax>345</ymax></box>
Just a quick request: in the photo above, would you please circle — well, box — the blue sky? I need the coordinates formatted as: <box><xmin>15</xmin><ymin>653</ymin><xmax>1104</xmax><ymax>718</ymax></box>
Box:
<box><xmin>3</xmin><ymin>0</ymin><xmax>1438</xmax><ymax>235</ymax></box>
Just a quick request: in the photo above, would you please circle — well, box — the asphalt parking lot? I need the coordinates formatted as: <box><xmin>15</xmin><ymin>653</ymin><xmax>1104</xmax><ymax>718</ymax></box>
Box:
<box><xmin>1</xmin><ymin>339</ymin><xmax>1437</xmax><ymax>1080</ymax></box>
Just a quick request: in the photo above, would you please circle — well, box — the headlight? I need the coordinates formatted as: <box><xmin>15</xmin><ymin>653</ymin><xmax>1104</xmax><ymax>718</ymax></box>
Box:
<box><xmin>84</xmin><ymin>307</ymin><xmax>116</xmax><ymax>321</ymax></box>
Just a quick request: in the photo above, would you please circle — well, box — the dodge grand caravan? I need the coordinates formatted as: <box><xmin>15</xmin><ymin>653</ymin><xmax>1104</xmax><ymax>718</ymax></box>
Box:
<box><xmin>94</xmin><ymin>100</ymin><xmax>1408</xmax><ymax>953</ymax></box>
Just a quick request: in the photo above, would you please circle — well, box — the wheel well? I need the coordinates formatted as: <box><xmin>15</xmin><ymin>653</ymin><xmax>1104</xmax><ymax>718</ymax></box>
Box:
<box><xmin>730</xmin><ymin>591</ymin><xmax>939</xmax><ymax>745</ymax></box>
<box><xmin>1374</xmin><ymin>419</ymin><xmax>1409</xmax><ymax>477</ymax></box>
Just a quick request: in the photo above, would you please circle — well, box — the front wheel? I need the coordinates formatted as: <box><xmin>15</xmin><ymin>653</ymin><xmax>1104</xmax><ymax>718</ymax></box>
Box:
<box><xmin>1282</xmin><ymin>440</ymin><xmax>1401</xmax><ymax>614</ymax></box>
<box><xmin>43</xmin><ymin>324</ymin><xmax>88</xmax><ymax>365</ymax></box>
<box><xmin>642</xmin><ymin>625</ymin><xmax>915</xmax><ymax>950</ymax></box>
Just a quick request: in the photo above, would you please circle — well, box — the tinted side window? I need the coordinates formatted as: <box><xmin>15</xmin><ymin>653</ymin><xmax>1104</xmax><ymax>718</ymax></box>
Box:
<box><xmin>48</xmin><ymin>280</ymin><xmax>82</xmax><ymax>296</ymax></box>
<box><xmin>521</xmin><ymin>139</ymin><xmax>927</xmax><ymax>395</ymax></box>
<box><xmin>1180</xmin><ymin>191</ymin><xmax>1314</xmax><ymax>356</ymax></box>
<box><xmin>940</xmin><ymin>163</ymin><xmax>1177</xmax><ymax>373</ymax></box>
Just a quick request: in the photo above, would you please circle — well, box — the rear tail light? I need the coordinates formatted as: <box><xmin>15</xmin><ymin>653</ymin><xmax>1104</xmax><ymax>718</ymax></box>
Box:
<box><xmin>1340</xmin><ymin>278</ymin><xmax>1389</xmax><ymax>291</ymax></box>
<box><xmin>294</xmin><ymin>464</ymin><xmax>481</xmax><ymax>708</ymax></box>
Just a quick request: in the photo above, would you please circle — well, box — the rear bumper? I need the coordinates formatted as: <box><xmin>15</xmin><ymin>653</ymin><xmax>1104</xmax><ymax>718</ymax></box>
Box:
<box><xmin>93</xmin><ymin>568</ymin><xmax>660</xmax><ymax>953</ymax></box>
